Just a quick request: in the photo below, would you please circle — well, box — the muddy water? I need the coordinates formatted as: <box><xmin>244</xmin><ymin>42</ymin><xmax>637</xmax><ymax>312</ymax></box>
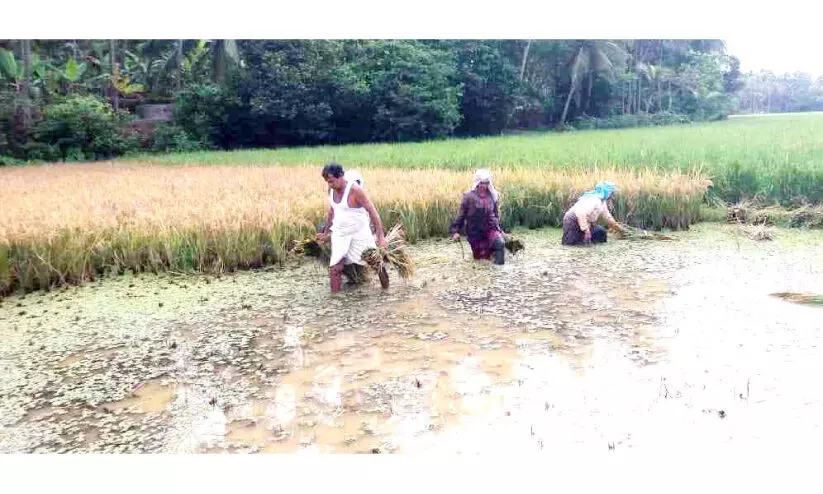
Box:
<box><xmin>1</xmin><ymin>224</ymin><xmax>821</xmax><ymax>454</ymax></box>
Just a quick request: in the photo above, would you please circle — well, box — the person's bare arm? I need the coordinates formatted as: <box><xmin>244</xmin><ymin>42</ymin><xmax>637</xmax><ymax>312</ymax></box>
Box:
<box><xmin>351</xmin><ymin>186</ymin><xmax>387</xmax><ymax>247</ymax></box>
<box><xmin>601</xmin><ymin>208</ymin><xmax>626</xmax><ymax>233</ymax></box>
<box><xmin>318</xmin><ymin>207</ymin><xmax>334</xmax><ymax>241</ymax></box>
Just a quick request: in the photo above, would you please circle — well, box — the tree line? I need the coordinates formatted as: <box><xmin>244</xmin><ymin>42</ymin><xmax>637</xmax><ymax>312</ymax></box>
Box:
<box><xmin>737</xmin><ymin>71</ymin><xmax>823</xmax><ymax>114</ymax></box>
<box><xmin>1</xmin><ymin>39</ymin><xmax>747</xmax><ymax>162</ymax></box>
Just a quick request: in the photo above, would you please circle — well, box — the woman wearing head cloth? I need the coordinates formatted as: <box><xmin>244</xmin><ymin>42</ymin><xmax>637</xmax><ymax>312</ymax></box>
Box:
<box><xmin>561</xmin><ymin>181</ymin><xmax>627</xmax><ymax>246</ymax></box>
<box><xmin>450</xmin><ymin>169</ymin><xmax>506</xmax><ymax>265</ymax></box>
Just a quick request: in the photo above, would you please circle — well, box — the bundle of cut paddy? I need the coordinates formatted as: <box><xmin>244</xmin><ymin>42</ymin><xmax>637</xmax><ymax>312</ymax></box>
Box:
<box><xmin>361</xmin><ymin>224</ymin><xmax>416</xmax><ymax>280</ymax></box>
<box><xmin>298</xmin><ymin>238</ymin><xmax>331</xmax><ymax>264</ymax></box>
<box><xmin>616</xmin><ymin>224</ymin><xmax>678</xmax><ymax>241</ymax></box>
<box><xmin>296</xmin><ymin>237</ymin><xmax>368</xmax><ymax>285</ymax></box>
<box><xmin>743</xmin><ymin>223</ymin><xmax>774</xmax><ymax>241</ymax></box>
<box><xmin>342</xmin><ymin>263</ymin><xmax>370</xmax><ymax>285</ymax></box>
<box><xmin>727</xmin><ymin>202</ymin><xmax>823</xmax><ymax>229</ymax></box>
<box><xmin>504</xmin><ymin>234</ymin><xmax>525</xmax><ymax>254</ymax></box>
<box><xmin>770</xmin><ymin>292</ymin><xmax>823</xmax><ymax>307</ymax></box>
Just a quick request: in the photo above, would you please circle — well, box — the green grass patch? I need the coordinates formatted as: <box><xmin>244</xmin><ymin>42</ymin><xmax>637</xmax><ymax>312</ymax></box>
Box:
<box><xmin>133</xmin><ymin>113</ymin><xmax>823</xmax><ymax>205</ymax></box>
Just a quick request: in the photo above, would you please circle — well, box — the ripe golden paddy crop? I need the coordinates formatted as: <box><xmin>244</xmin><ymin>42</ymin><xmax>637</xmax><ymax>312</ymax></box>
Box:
<box><xmin>0</xmin><ymin>162</ymin><xmax>709</xmax><ymax>294</ymax></box>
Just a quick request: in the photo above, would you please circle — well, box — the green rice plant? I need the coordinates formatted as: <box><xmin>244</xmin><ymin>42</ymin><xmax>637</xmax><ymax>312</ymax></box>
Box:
<box><xmin>134</xmin><ymin>112</ymin><xmax>823</xmax><ymax>205</ymax></box>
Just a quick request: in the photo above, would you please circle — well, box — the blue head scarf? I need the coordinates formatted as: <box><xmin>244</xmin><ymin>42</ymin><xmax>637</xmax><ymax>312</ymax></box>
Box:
<box><xmin>580</xmin><ymin>181</ymin><xmax>616</xmax><ymax>201</ymax></box>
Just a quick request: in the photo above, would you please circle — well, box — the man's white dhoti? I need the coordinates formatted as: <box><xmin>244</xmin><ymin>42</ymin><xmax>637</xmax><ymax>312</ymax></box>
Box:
<box><xmin>329</xmin><ymin>227</ymin><xmax>375</xmax><ymax>266</ymax></box>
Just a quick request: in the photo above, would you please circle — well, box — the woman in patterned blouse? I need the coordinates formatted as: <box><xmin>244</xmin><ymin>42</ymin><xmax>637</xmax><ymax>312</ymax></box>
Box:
<box><xmin>450</xmin><ymin>169</ymin><xmax>506</xmax><ymax>265</ymax></box>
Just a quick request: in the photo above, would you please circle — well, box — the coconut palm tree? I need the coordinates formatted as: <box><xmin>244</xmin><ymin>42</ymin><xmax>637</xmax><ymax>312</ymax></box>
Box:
<box><xmin>519</xmin><ymin>39</ymin><xmax>531</xmax><ymax>81</ymax></box>
<box><xmin>559</xmin><ymin>40</ymin><xmax>628</xmax><ymax>125</ymax></box>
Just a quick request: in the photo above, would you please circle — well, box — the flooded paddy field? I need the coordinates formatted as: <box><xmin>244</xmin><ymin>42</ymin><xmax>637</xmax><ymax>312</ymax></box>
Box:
<box><xmin>1</xmin><ymin>224</ymin><xmax>821</xmax><ymax>454</ymax></box>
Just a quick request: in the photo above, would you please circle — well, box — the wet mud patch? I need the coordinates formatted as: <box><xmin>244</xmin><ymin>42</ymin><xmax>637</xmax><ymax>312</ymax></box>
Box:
<box><xmin>2</xmin><ymin>224</ymin><xmax>822</xmax><ymax>453</ymax></box>
<box><xmin>102</xmin><ymin>379</ymin><xmax>176</xmax><ymax>414</ymax></box>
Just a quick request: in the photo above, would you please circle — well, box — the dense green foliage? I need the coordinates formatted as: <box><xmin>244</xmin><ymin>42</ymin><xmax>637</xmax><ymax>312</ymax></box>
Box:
<box><xmin>229</xmin><ymin>40</ymin><xmax>463</xmax><ymax>146</ymax></box>
<box><xmin>173</xmin><ymin>83</ymin><xmax>237</xmax><ymax>149</ymax></box>
<box><xmin>35</xmin><ymin>95</ymin><xmax>133</xmax><ymax>161</ymax></box>
<box><xmin>1</xmin><ymin>39</ymin><xmax>746</xmax><ymax>161</ymax></box>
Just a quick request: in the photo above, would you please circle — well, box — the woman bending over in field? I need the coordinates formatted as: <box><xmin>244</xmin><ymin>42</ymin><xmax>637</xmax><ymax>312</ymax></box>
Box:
<box><xmin>317</xmin><ymin>163</ymin><xmax>389</xmax><ymax>293</ymax></box>
<box><xmin>561</xmin><ymin>181</ymin><xmax>627</xmax><ymax>246</ymax></box>
<box><xmin>450</xmin><ymin>169</ymin><xmax>506</xmax><ymax>265</ymax></box>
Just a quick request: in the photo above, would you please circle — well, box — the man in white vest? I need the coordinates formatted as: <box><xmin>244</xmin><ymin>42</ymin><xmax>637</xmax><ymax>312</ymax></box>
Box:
<box><xmin>317</xmin><ymin>162</ymin><xmax>389</xmax><ymax>293</ymax></box>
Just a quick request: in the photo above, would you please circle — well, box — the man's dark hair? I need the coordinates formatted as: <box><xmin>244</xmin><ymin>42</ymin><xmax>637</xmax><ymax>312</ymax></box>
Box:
<box><xmin>321</xmin><ymin>162</ymin><xmax>345</xmax><ymax>179</ymax></box>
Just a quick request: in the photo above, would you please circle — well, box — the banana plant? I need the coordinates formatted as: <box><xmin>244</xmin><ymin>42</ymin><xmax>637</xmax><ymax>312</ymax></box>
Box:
<box><xmin>0</xmin><ymin>48</ymin><xmax>23</xmax><ymax>87</ymax></box>
<box><xmin>46</xmin><ymin>58</ymin><xmax>89</xmax><ymax>94</ymax></box>
<box><xmin>131</xmin><ymin>40</ymin><xmax>194</xmax><ymax>97</ymax></box>
<box><xmin>184</xmin><ymin>40</ymin><xmax>211</xmax><ymax>84</ymax></box>
<box><xmin>123</xmin><ymin>43</ymin><xmax>175</xmax><ymax>96</ymax></box>
<box><xmin>0</xmin><ymin>48</ymin><xmax>48</xmax><ymax>98</ymax></box>
<box><xmin>110</xmin><ymin>65</ymin><xmax>145</xmax><ymax>96</ymax></box>
<box><xmin>145</xmin><ymin>40</ymin><xmax>209</xmax><ymax>95</ymax></box>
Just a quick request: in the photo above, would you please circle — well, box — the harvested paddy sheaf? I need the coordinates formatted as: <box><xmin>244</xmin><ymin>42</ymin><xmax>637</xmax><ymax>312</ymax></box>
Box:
<box><xmin>1</xmin><ymin>163</ymin><xmax>708</xmax><ymax>295</ymax></box>
<box><xmin>727</xmin><ymin>201</ymin><xmax>823</xmax><ymax>229</ymax></box>
<box><xmin>770</xmin><ymin>292</ymin><xmax>823</xmax><ymax>307</ymax></box>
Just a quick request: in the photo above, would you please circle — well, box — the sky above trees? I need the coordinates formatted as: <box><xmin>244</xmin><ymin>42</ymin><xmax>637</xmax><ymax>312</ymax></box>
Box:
<box><xmin>725</xmin><ymin>35</ymin><xmax>822</xmax><ymax>77</ymax></box>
